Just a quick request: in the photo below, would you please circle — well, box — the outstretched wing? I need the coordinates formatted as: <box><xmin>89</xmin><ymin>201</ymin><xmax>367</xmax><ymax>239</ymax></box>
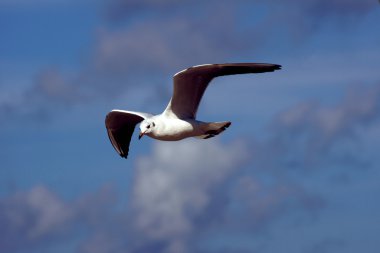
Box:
<box><xmin>105</xmin><ymin>110</ymin><xmax>152</xmax><ymax>159</ymax></box>
<box><xmin>163</xmin><ymin>63</ymin><xmax>281</xmax><ymax>119</ymax></box>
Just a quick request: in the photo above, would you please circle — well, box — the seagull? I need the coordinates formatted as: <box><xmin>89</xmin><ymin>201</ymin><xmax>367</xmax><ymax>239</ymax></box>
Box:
<box><xmin>105</xmin><ymin>63</ymin><xmax>281</xmax><ymax>158</ymax></box>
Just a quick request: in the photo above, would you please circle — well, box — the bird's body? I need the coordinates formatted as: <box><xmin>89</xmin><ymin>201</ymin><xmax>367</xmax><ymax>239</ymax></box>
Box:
<box><xmin>105</xmin><ymin>63</ymin><xmax>281</xmax><ymax>158</ymax></box>
<box><xmin>144</xmin><ymin>115</ymin><xmax>201</xmax><ymax>141</ymax></box>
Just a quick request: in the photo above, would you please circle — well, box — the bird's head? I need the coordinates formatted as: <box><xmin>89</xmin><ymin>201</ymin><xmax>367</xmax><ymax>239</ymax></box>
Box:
<box><xmin>139</xmin><ymin>120</ymin><xmax>156</xmax><ymax>139</ymax></box>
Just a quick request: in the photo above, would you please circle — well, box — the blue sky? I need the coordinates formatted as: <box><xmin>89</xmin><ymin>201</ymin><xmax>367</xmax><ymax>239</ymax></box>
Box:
<box><xmin>1</xmin><ymin>1</ymin><xmax>380</xmax><ymax>252</ymax></box>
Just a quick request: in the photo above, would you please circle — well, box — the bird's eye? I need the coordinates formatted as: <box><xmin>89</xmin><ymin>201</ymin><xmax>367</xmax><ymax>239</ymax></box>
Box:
<box><xmin>152</xmin><ymin>122</ymin><xmax>155</xmax><ymax>127</ymax></box>
<box><xmin>147</xmin><ymin>125</ymin><xmax>150</xmax><ymax>129</ymax></box>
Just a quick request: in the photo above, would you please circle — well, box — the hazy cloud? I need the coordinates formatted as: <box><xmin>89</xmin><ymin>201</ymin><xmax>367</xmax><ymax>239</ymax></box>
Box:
<box><xmin>0</xmin><ymin>184</ymin><xmax>117</xmax><ymax>253</ymax></box>
<box><xmin>0</xmin><ymin>135</ymin><xmax>350</xmax><ymax>253</ymax></box>
<box><xmin>307</xmin><ymin>238</ymin><xmax>346</xmax><ymax>253</ymax></box>
<box><xmin>0</xmin><ymin>3</ymin><xmax>250</xmax><ymax>120</ymax></box>
<box><xmin>0</xmin><ymin>68</ymin><xmax>87</xmax><ymax>121</ymax></box>
<box><xmin>0</xmin><ymin>0</ymin><xmax>97</xmax><ymax>6</ymax></box>
<box><xmin>3</xmin><ymin>0</ymin><xmax>377</xmax><ymax>120</ymax></box>
<box><xmin>289</xmin><ymin>0</ymin><xmax>376</xmax><ymax>15</ymax></box>
<box><xmin>2</xmin><ymin>1</ymin><xmax>379</xmax><ymax>253</ymax></box>
<box><xmin>77</xmin><ymin>139</ymin><xmax>324</xmax><ymax>253</ymax></box>
<box><xmin>107</xmin><ymin>0</ymin><xmax>376</xmax><ymax>18</ymax></box>
<box><xmin>0</xmin><ymin>185</ymin><xmax>74</xmax><ymax>252</ymax></box>
<box><xmin>105</xmin><ymin>0</ymin><xmax>249</xmax><ymax>20</ymax></box>
<box><xmin>232</xmin><ymin>176</ymin><xmax>324</xmax><ymax>228</ymax></box>
<box><xmin>240</xmin><ymin>82</ymin><xmax>380</xmax><ymax>174</ymax></box>
<box><xmin>106</xmin><ymin>0</ymin><xmax>378</xmax><ymax>45</ymax></box>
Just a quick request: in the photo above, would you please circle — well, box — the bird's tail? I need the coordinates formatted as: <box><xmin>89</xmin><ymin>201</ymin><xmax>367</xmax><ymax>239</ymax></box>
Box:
<box><xmin>195</xmin><ymin>121</ymin><xmax>231</xmax><ymax>139</ymax></box>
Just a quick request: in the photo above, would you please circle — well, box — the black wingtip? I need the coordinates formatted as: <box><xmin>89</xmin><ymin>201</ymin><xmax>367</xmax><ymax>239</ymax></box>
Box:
<box><xmin>119</xmin><ymin>149</ymin><xmax>129</xmax><ymax>159</ymax></box>
<box><xmin>120</xmin><ymin>153</ymin><xmax>128</xmax><ymax>159</ymax></box>
<box><xmin>267</xmin><ymin>64</ymin><xmax>281</xmax><ymax>71</ymax></box>
<box><xmin>260</xmin><ymin>63</ymin><xmax>281</xmax><ymax>70</ymax></box>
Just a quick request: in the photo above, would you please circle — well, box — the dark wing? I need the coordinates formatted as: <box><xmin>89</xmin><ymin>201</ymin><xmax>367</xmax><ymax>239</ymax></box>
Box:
<box><xmin>105</xmin><ymin>110</ymin><xmax>152</xmax><ymax>159</ymax></box>
<box><xmin>163</xmin><ymin>63</ymin><xmax>281</xmax><ymax>119</ymax></box>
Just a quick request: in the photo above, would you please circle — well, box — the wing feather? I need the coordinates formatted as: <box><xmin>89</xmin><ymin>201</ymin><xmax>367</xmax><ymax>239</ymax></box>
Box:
<box><xmin>164</xmin><ymin>63</ymin><xmax>281</xmax><ymax>119</ymax></box>
<box><xmin>105</xmin><ymin>110</ymin><xmax>152</xmax><ymax>159</ymax></box>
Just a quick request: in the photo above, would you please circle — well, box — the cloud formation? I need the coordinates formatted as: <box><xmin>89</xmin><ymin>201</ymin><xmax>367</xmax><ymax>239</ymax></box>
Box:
<box><xmin>0</xmin><ymin>139</ymin><xmax>325</xmax><ymax>253</ymax></box>
<box><xmin>129</xmin><ymin>139</ymin><xmax>248</xmax><ymax>252</ymax></box>
<box><xmin>0</xmin><ymin>2</ymin><xmax>248</xmax><ymax>120</ymax></box>
<box><xmin>0</xmin><ymin>68</ymin><xmax>83</xmax><ymax>121</ymax></box>
<box><xmin>107</xmin><ymin>0</ymin><xmax>376</xmax><ymax>18</ymax></box>
<box><xmin>77</xmin><ymin>139</ymin><xmax>324</xmax><ymax>253</ymax></box>
<box><xmin>0</xmin><ymin>185</ymin><xmax>74</xmax><ymax>252</ymax></box>
<box><xmin>4</xmin><ymin>76</ymin><xmax>379</xmax><ymax>252</ymax></box>
<box><xmin>2</xmin><ymin>1</ymin><xmax>379</xmax><ymax>252</ymax></box>
<box><xmin>2</xmin><ymin>0</ymin><xmax>377</xmax><ymax>120</ymax></box>
<box><xmin>0</xmin><ymin>184</ymin><xmax>117</xmax><ymax>253</ymax></box>
<box><xmin>265</xmin><ymin>83</ymin><xmax>380</xmax><ymax>169</ymax></box>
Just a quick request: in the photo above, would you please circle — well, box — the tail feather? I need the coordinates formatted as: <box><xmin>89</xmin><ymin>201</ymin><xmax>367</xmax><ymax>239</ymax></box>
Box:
<box><xmin>195</xmin><ymin>121</ymin><xmax>231</xmax><ymax>139</ymax></box>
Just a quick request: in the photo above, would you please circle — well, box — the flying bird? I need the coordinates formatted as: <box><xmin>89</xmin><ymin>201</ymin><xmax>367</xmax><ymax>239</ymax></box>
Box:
<box><xmin>105</xmin><ymin>63</ymin><xmax>281</xmax><ymax>158</ymax></box>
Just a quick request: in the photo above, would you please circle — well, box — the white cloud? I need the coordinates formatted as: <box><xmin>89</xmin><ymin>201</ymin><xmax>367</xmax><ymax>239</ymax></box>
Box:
<box><xmin>0</xmin><ymin>135</ymin><xmax>329</xmax><ymax>253</ymax></box>
<box><xmin>130</xmin><ymin>139</ymin><xmax>249</xmax><ymax>251</ymax></box>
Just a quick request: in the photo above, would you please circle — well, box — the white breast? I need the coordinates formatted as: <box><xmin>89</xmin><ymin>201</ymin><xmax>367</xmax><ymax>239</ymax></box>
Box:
<box><xmin>147</xmin><ymin>117</ymin><xmax>200</xmax><ymax>141</ymax></box>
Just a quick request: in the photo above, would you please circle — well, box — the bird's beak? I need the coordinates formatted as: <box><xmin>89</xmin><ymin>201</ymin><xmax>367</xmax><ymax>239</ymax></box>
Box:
<box><xmin>138</xmin><ymin>131</ymin><xmax>145</xmax><ymax>140</ymax></box>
